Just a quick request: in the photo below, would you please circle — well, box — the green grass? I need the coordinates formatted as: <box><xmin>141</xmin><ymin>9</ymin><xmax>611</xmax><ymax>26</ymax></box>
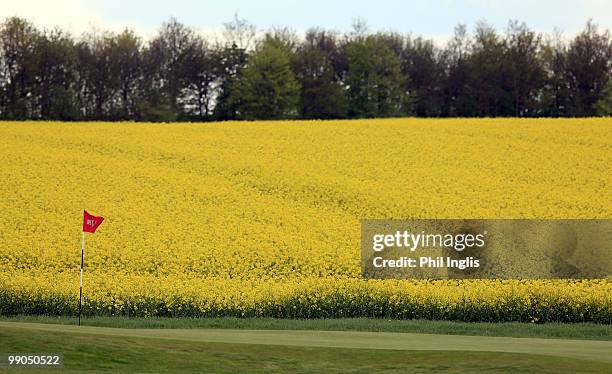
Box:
<box><xmin>0</xmin><ymin>315</ymin><xmax>610</xmax><ymax>340</ymax></box>
<box><xmin>1</xmin><ymin>322</ymin><xmax>612</xmax><ymax>373</ymax></box>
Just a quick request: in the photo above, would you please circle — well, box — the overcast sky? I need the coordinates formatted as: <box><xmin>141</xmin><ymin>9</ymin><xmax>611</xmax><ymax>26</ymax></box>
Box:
<box><xmin>1</xmin><ymin>0</ymin><xmax>610</xmax><ymax>43</ymax></box>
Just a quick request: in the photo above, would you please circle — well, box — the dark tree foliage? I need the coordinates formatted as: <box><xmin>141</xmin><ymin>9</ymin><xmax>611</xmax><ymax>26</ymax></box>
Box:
<box><xmin>0</xmin><ymin>17</ymin><xmax>39</xmax><ymax>119</ymax></box>
<box><xmin>147</xmin><ymin>18</ymin><xmax>201</xmax><ymax>120</ymax></box>
<box><xmin>180</xmin><ymin>39</ymin><xmax>220</xmax><ymax>119</ymax></box>
<box><xmin>0</xmin><ymin>16</ymin><xmax>610</xmax><ymax>121</ymax></box>
<box><xmin>76</xmin><ymin>31</ymin><xmax>113</xmax><ymax>120</ymax></box>
<box><xmin>539</xmin><ymin>34</ymin><xmax>573</xmax><ymax>117</ymax></box>
<box><xmin>402</xmin><ymin>36</ymin><xmax>445</xmax><ymax>116</ymax></box>
<box><xmin>443</xmin><ymin>24</ymin><xmax>475</xmax><ymax>116</ymax></box>
<box><xmin>564</xmin><ymin>21</ymin><xmax>612</xmax><ymax>116</ymax></box>
<box><xmin>35</xmin><ymin>28</ymin><xmax>78</xmax><ymax>120</ymax></box>
<box><xmin>468</xmin><ymin>21</ymin><xmax>509</xmax><ymax>117</ymax></box>
<box><xmin>504</xmin><ymin>21</ymin><xmax>545</xmax><ymax>116</ymax></box>
<box><xmin>213</xmin><ymin>42</ymin><xmax>247</xmax><ymax>120</ymax></box>
<box><xmin>109</xmin><ymin>30</ymin><xmax>142</xmax><ymax>120</ymax></box>
<box><xmin>294</xmin><ymin>29</ymin><xmax>347</xmax><ymax>119</ymax></box>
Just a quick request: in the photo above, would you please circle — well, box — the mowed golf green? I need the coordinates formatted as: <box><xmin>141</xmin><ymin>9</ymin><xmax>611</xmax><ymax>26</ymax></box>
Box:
<box><xmin>1</xmin><ymin>322</ymin><xmax>611</xmax><ymax>373</ymax></box>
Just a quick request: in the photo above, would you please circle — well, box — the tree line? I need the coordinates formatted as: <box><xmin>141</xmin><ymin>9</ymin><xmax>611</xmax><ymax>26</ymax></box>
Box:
<box><xmin>0</xmin><ymin>15</ymin><xmax>611</xmax><ymax>121</ymax></box>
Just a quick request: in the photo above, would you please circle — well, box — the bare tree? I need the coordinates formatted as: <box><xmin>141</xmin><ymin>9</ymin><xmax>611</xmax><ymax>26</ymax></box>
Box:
<box><xmin>223</xmin><ymin>13</ymin><xmax>256</xmax><ymax>50</ymax></box>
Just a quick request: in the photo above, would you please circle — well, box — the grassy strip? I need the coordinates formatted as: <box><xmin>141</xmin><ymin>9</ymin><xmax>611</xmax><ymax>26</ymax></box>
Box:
<box><xmin>1</xmin><ymin>324</ymin><xmax>610</xmax><ymax>373</ymax></box>
<box><xmin>1</xmin><ymin>315</ymin><xmax>610</xmax><ymax>340</ymax></box>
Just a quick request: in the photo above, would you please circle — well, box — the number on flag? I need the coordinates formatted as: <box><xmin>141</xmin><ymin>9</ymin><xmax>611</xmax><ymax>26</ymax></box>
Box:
<box><xmin>83</xmin><ymin>210</ymin><xmax>104</xmax><ymax>233</ymax></box>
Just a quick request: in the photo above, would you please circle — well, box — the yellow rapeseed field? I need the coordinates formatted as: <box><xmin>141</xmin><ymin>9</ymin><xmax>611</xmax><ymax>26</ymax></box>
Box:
<box><xmin>0</xmin><ymin>118</ymin><xmax>611</xmax><ymax>322</ymax></box>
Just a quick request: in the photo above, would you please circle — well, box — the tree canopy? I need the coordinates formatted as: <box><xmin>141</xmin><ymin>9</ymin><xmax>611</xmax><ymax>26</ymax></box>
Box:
<box><xmin>0</xmin><ymin>16</ymin><xmax>610</xmax><ymax>121</ymax></box>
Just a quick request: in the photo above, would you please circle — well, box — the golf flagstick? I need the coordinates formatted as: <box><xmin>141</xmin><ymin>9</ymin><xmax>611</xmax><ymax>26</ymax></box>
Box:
<box><xmin>80</xmin><ymin>210</ymin><xmax>104</xmax><ymax>326</ymax></box>
<box><xmin>79</xmin><ymin>231</ymin><xmax>83</xmax><ymax>326</ymax></box>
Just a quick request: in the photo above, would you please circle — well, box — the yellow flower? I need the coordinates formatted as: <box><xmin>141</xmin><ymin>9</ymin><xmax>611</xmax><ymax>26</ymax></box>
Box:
<box><xmin>0</xmin><ymin>118</ymin><xmax>610</xmax><ymax>322</ymax></box>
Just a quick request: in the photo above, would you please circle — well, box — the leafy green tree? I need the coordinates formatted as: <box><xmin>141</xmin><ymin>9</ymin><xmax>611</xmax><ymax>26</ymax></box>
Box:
<box><xmin>230</xmin><ymin>40</ymin><xmax>300</xmax><ymax>120</ymax></box>
<box><xmin>345</xmin><ymin>35</ymin><xmax>407</xmax><ymax>117</ymax></box>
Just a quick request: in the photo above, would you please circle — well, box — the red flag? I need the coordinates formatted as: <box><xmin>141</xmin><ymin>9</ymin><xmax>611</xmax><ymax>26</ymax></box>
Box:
<box><xmin>83</xmin><ymin>210</ymin><xmax>104</xmax><ymax>233</ymax></box>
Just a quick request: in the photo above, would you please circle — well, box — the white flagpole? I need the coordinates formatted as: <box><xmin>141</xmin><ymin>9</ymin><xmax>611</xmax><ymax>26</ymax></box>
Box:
<box><xmin>79</xmin><ymin>231</ymin><xmax>84</xmax><ymax>326</ymax></box>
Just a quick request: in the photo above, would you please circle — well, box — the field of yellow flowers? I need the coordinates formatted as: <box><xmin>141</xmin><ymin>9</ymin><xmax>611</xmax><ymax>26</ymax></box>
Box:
<box><xmin>0</xmin><ymin>118</ymin><xmax>610</xmax><ymax>322</ymax></box>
